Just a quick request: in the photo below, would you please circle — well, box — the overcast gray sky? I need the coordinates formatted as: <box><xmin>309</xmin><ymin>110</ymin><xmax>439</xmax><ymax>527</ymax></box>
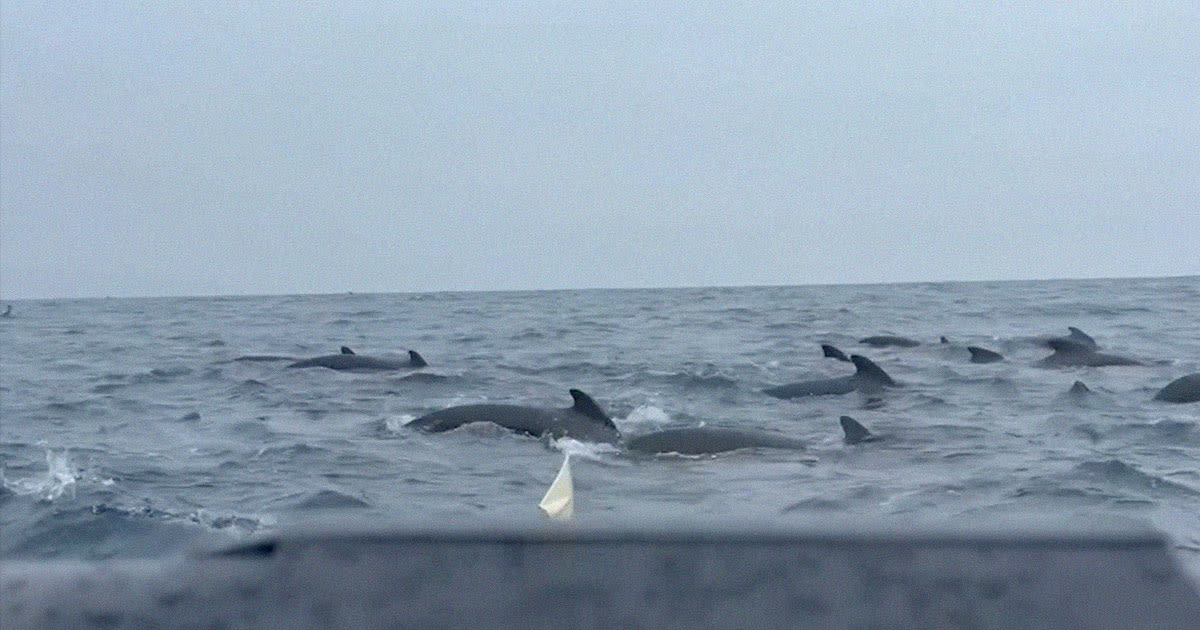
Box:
<box><xmin>2</xmin><ymin>2</ymin><xmax>1197</xmax><ymax>299</ymax></box>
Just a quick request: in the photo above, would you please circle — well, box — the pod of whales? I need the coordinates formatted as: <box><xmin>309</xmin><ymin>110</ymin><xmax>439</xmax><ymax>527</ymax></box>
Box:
<box><xmin>407</xmin><ymin>389</ymin><xmax>620</xmax><ymax>443</ymax></box>
<box><xmin>860</xmin><ymin>335</ymin><xmax>920</xmax><ymax>348</ymax></box>
<box><xmin>625</xmin><ymin>427</ymin><xmax>806</xmax><ymax>455</ymax></box>
<box><xmin>1037</xmin><ymin>339</ymin><xmax>1141</xmax><ymax>367</ymax></box>
<box><xmin>967</xmin><ymin>346</ymin><xmax>1003</xmax><ymax>364</ymax></box>
<box><xmin>1154</xmin><ymin>373</ymin><xmax>1200</xmax><ymax>403</ymax></box>
<box><xmin>288</xmin><ymin>347</ymin><xmax>428</xmax><ymax>370</ymax></box>
<box><xmin>763</xmin><ymin>355</ymin><xmax>897</xmax><ymax>399</ymax></box>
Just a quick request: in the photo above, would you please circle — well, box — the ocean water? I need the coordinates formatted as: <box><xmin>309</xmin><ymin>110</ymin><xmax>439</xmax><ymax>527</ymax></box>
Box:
<box><xmin>2</xmin><ymin>277</ymin><xmax>1198</xmax><ymax>578</ymax></box>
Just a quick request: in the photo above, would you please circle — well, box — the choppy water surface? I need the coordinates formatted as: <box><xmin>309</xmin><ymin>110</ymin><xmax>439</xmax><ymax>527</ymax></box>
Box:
<box><xmin>2</xmin><ymin>278</ymin><xmax>1198</xmax><ymax>576</ymax></box>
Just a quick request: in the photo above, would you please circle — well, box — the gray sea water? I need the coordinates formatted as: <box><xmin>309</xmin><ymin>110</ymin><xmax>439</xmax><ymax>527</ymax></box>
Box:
<box><xmin>2</xmin><ymin>277</ymin><xmax>1198</xmax><ymax>578</ymax></box>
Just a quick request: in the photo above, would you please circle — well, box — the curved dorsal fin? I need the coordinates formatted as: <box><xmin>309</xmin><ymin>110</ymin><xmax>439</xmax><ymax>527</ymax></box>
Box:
<box><xmin>821</xmin><ymin>344</ymin><xmax>851</xmax><ymax>362</ymax></box>
<box><xmin>568</xmin><ymin>389</ymin><xmax>616</xmax><ymax>429</ymax></box>
<box><xmin>340</xmin><ymin>346</ymin><xmax>355</xmax><ymax>355</ymax></box>
<box><xmin>1069</xmin><ymin>380</ymin><xmax>1091</xmax><ymax>395</ymax></box>
<box><xmin>840</xmin><ymin>416</ymin><xmax>872</xmax><ymax>444</ymax></box>
<box><xmin>850</xmin><ymin>355</ymin><xmax>896</xmax><ymax>386</ymax></box>
<box><xmin>408</xmin><ymin>350</ymin><xmax>428</xmax><ymax>368</ymax></box>
<box><xmin>1067</xmin><ymin>327</ymin><xmax>1096</xmax><ymax>346</ymax></box>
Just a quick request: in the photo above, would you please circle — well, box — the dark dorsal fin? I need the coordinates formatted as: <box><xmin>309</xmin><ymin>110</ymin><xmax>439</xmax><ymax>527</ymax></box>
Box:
<box><xmin>940</xmin><ymin>336</ymin><xmax>950</xmax><ymax>344</ymax></box>
<box><xmin>340</xmin><ymin>346</ymin><xmax>355</xmax><ymax>355</ymax></box>
<box><xmin>849</xmin><ymin>355</ymin><xmax>897</xmax><ymax>386</ymax></box>
<box><xmin>840</xmin><ymin>416</ymin><xmax>872</xmax><ymax>444</ymax></box>
<box><xmin>967</xmin><ymin>346</ymin><xmax>1003</xmax><ymax>363</ymax></box>
<box><xmin>1047</xmin><ymin>339</ymin><xmax>1092</xmax><ymax>354</ymax></box>
<box><xmin>1067</xmin><ymin>327</ymin><xmax>1096</xmax><ymax>347</ymax></box>
<box><xmin>1069</xmin><ymin>380</ymin><xmax>1091</xmax><ymax>395</ymax></box>
<box><xmin>408</xmin><ymin>350</ymin><xmax>428</xmax><ymax>368</ymax></box>
<box><xmin>568</xmin><ymin>389</ymin><xmax>617</xmax><ymax>430</ymax></box>
<box><xmin>821</xmin><ymin>344</ymin><xmax>851</xmax><ymax>362</ymax></box>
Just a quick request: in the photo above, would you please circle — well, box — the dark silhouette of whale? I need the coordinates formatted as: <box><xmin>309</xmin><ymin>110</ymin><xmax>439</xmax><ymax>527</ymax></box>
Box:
<box><xmin>1</xmin><ymin>304</ymin><xmax>11</xmax><ymax>318</ymax></box>
<box><xmin>407</xmin><ymin>389</ymin><xmax>620</xmax><ymax>443</ymax></box>
<box><xmin>1153</xmin><ymin>373</ymin><xmax>1200</xmax><ymax>403</ymax></box>
<box><xmin>1037</xmin><ymin>340</ymin><xmax>1141</xmax><ymax>367</ymax></box>
<box><xmin>1068</xmin><ymin>380</ymin><xmax>1092</xmax><ymax>396</ymax></box>
<box><xmin>763</xmin><ymin>355</ymin><xmax>897</xmax><ymax>399</ymax></box>
<box><xmin>821</xmin><ymin>344</ymin><xmax>851</xmax><ymax>362</ymax></box>
<box><xmin>967</xmin><ymin>346</ymin><xmax>1004</xmax><ymax>364</ymax></box>
<box><xmin>860</xmin><ymin>335</ymin><xmax>920</xmax><ymax>348</ymax></box>
<box><xmin>625</xmin><ymin>427</ymin><xmax>805</xmax><ymax>455</ymax></box>
<box><xmin>237</xmin><ymin>346</ymin><xmax>357</xmax><ymax>363</ymax></box>
<box><xmin>839</xmin><ymin>416</ymin><xmax>879</xmax><ymax>444</ymax></box>
<box><xmin>288</xmin><ymin>347</ymin><xmax>428</xmax><ymax>370</ymax></box>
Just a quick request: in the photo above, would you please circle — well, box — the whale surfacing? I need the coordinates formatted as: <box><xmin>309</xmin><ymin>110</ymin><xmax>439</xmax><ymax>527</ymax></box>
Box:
<box><xmin>1037</xmin><ymin>340</ymin><xmax>1141</xmax><ymax>368</ymax></box>
<box><xmin>407</xmin><ymin>389</ymin><xmax>620</xmax><ymax>443</ymax></box>
<box><xmin>1154</xmin><ymin>373</ymin><xmax>1200</xmax><ymax>403</ymax></box>
<box><xmin>288</xmin><ymin>348</ymin><xmax>428</xmax><ymax>371</ymax></box>
<box><xmin>821</xmin><ymin>344</ymin><xmax>851</xmax><ymax>362</ymax></box>
<box><xmin>763</xmin><ymin>355</ymin><xmax>897</xmax><ymax>399</ymax></box>
<box><xmin>860</xmin><ymin>335</ymin><xmax>920</xmax><ymax>348</ymax></box>
<box><xmin>967</xmin><ymin>346</ymin><xmax>1004</xmax><ymax>364</ymax></box>
<box><xmin>839</xmin><ymin>416</ymin><xmax>877</xmax><ymax>444</ymax></box>
<box><xmin>625</xmin><ymin>427</ymin><xmax>805</xmax><ymax>455</ymax></box>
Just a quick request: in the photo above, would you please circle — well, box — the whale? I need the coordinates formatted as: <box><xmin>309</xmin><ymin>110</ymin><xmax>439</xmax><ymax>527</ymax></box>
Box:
<box><xmin>406</xmin><ymin>389</ymin><xmax>620</xmax><ymax>443</ymax></box>
<box><xmin>288</xmin><ymin>347</ymin><xmax>428</xmax><ymax>370</ymax></box>
<box><xmin>1037</xmin><ymin>340</ymin><xmax>1141</xmax><ymax>368</ymax></box>
<box><xmin>625</xmin><ymin>427</ymin><xmax>805</xmax><ymax>455</ymax></box>
<box><xmin>860</xmin><ymin>335</ymin><xmax>920</xmax><ymax>348</ymax></box>
<box><xmin>1</xmin><ymin>304</ymin><xmax>11</xmax><ymax>318</ymax></box>
<box><xmin>1069</xmin><ymin>380</ymin><xmax>1092</xmax><ymax>396</ymax></box>
<box><xmin>1153</xmin><ymin>373</ymin><xmax>1200</xmax><ymax>403</ymax></box>
<box><xmin>235</xmin><ymin>355</ymin><xmax>297</xmax><ymax>362</ymax></box>
<box><xmin>821</xmin><ymin>344</ymin><xmax>851</xmax><ymax>362</ymax></box>
<box><xmin>763</xmin><ymin>355</ymin><xmax>897</xmax><ymax>399</ymax></box>
<box><xmin>1046</xmin><ymin>326</ymin><xmax>1098</xmax><ymax>350</ymax></box>
<box><xmin>967</xmin><ymin>346</ymin><xmax>1004</xmax><ymax>364</ymax></box>
<box><xmin>839</xmin><ymin>416</ymin><xmax>879</xmax><ymax>444</ymax></box>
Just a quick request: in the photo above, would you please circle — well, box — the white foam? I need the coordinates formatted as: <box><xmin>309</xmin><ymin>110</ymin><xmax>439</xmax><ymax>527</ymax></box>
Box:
<box><xmin>551</xmin><ymin>438</ymin><xmax>619</xmax><ymax>460</ymax></box>
<box><xmin>2</xmin><ymin>449</ymin><xmax>79</xmax><ymax>501</ymax></box>
<box><xmin>388</xmin><ymin>414</ymin><xmax>417</xmax><ymax>433</ymax></box>
<box><xmin>618</xmin><ymin>405</ymin><xmax>672</xmax><ymax>430</ymax></box>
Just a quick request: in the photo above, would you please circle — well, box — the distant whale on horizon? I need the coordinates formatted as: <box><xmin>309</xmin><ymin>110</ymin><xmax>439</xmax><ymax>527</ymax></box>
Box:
<box><xmin>406</xmin><ymin>389</ymin><xmax>620</xmax><ymax>443</ymax></box>
<box><xmin>1153</xmin><ymin>373</ymin><xmax>1200</xmax><ymax>403</ymax></box>
<box><xmin>763</xmin><ymin>355</ymin><xmax>898</xmax><ymax>399</ymax></box>
<box><xmin>860</xmin><ymin>335</ymin><xmax>920</xmax><ymax>348</ymax></box>
<box><xmin>625</xmin><ymin>427</ymin><xmax>806</xmax><ymax>455</ymax></box>
<box><xmin>288</xmin><ymin>347</ymin><xmax>428</xmax><ymax>371</ymax></box>
<box><xmin>1037</xmin><ymin>340</ymin><xmax>1141</xmax><ymax>368</ymax></box>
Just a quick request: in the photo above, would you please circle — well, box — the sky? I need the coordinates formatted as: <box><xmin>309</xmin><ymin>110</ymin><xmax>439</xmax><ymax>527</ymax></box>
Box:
<box><xmin>1</xmin><ymin>2</ymin><xmax>1197</xmax><ymax>299</ymax></box>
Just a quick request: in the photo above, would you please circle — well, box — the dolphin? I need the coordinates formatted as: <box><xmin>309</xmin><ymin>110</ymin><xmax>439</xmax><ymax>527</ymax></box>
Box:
<box><xmin>288</xmin><ymin>348</ymin><xmax>428</xmax><ymax>370</ymax></box>
<box><xmin>625</xmin><ymin>427</ymin><xmax>805</xmax><ymax>455</ymax></box>
<box><xmin>821</xmin><ymin>344</ymin><xmax>851</xmax><ymax>362</ymax></box>
<box><xmin>406</xmin><ymin>389</ymin><xmax>620</xmax><ymax>443</ymax></box>
<box><xmin>967</xmin><ymin>346</ymin><xmax>1004</xmax><ymax>364</ymax></box>
<box><xmin>1037</xmin><ymin>340</ymin><xmax>1141</xmax><ymax>368</ymax></box>
<box><xmin>860</xmin><ymin>335</ymin><xmax>920</xmax><ymax>348</ymax></box>
<box><xmin>1153</xmin><ymin>373</ymin><xmax>1200</xmax><ymax>403</ymax></box>
<box><xmin>763</xmin><ymin>355</ymin><xmax>897</xmax><ymax>399</ymax></box>
<box><xmin>839</xmin><ymin>416</ymin><xmax>879</xmax><ymax>444</ymax></box>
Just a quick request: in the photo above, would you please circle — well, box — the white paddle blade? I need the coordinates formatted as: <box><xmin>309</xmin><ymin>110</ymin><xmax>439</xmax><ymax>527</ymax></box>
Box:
<box><xmin>538</xmin><ymin>455</ymin><xmax>574</xmax><ymax>520</ymax></box>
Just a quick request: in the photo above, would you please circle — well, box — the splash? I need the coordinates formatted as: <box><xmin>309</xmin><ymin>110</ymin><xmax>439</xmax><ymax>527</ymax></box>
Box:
<box><xmin>619</xmin><ymin>405</ymin><xmax>672</xmax><ymax>430</ymax></box>
<box><xmin>386</xmin><ymin>414</ymin><xmax>417</xmax><ymax>434</ymax></box>
<box><xmin>2</xmin><ymin>449</ymin><xmax>79</xmax><ymax>501</ymax></box>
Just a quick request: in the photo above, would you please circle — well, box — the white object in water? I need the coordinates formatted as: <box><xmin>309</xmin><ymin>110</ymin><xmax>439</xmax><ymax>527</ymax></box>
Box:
<box><xmin>538</xmin><ymin>455</ymin><xmax>574</xmax><ymax>520</ymax></box>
